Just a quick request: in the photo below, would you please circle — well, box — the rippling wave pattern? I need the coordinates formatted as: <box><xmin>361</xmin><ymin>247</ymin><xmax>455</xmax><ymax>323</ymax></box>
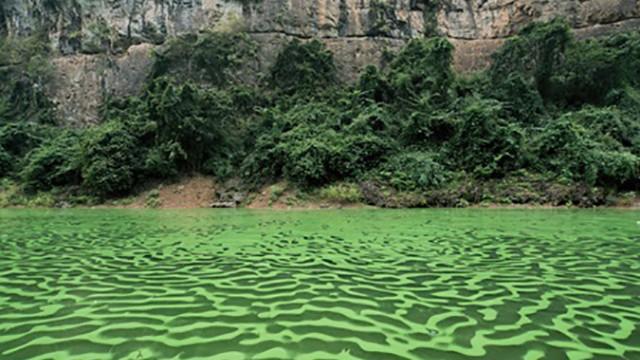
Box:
<box><xmin>1</xmin><ymin>209</ymin><xmax>639</xmax><ymax>359</ymax></box>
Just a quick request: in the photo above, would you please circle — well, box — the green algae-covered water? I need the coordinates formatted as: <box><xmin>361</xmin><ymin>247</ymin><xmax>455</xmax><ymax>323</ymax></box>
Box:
<box><xmin>0</xmin><ymin>209</ymin><xmax>639</xmax><ymax>360</ymax></box>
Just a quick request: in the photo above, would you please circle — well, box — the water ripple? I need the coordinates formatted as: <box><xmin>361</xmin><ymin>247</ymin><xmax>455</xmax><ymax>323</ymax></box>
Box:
<box><xmin>0</xmin><ymin>209</ymin><xmax>639</xmax><ymax>359</ymax></box>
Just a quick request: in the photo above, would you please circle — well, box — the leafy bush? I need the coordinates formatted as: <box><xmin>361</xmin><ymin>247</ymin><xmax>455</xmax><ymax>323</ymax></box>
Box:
<box><xmin>403</xmin><ymin>105</ymin><xmax>456</xmax><ymax>145</ymax></box>
<box><xmin>0</xmin><ymin>122</ymin><xmax>50</xmax><ymax>158</ymax></box>
<box><xmin>81</xmin><ymin>122</ymin><xmax>140</xmax><ymax>197</ymax></box>
<box><xmin>270</xmin><ymin>39</ymin><xmax>336</xmax><ymax>94</ymax></box>
<box><xmin>101</xmin><ymin>77</ymin><xmax>245</xmax><ymax>181</ymax></box>
<box><xmin>358</xmin><ymin>65</ymin><xmax>392</xmax><ymax>103</ymax></box>
<box><xmin>317</xmin><ymin>183</ymin><xmax>363</xmax><ymax>203</ymax></box>
<box><xmin>569</xmin><ymin>106</ymin><xmax>640</xmax><ymax>152</ymax></box>
<box><xmin>268</xmin><ymin>184</ymin><xmax>286</xmax><ymax>203</ymax></box>
<box><xmin>605</xmin><ymin>31</ymin><xmax>640</xmax><ymax>88</ymax></box>
<box><xmin>377</xmin><ymin>151</ymin><xmax>449</xmax><ymax>190</ymax></box>
<box><xmin>338</xmin><ymin>134</ymin><xmax>392</xmax><ymax>177</ymax></box>
<box><xmin>145</xmin><ymin>189</ymin><xmax>161</xmax><ymax>208</ymax></box>
<box><xmin>151</xmin><ymin>32</ymin><xmax>255</xmax><ymax>85</ymax></box>
<box><xmin>240</xmin><ymin>132</ymin><xmax>285</xmax><ymax>183</ymax></box>
<box><xmin>549</xmin><ymin>38</ymin><xmax>621</xmax><ymax>106</ymax></box>
<box><xmin>21</xmin><ymin>131</ymin><xmax>81</xmax><ymax>191</ymax></box>
<box><xmin>346</xmin><ymin>104</ymin><xmax>399</xmax><ymax>137</ymax></box>
<box><xmin>242</xmin><ymin>100</ymin><xmax>394</xmax><ymax>187</ymax></box>
<box><xmin>0</xmin><ymin>146</ymin><xmax>11</xmax><ymax>177</ymax></box>
<box><xmin>449</xmin><ymin>98</ymin><xmax>524</xmax><ymax>177</ymax></box>
<box><xmin>388</xmin><ymin>37</ymin><xmax>453</xmax><ymax>105</ymax></box>
<box><xmin>368</xmin><ymin>0</ymin><xmax>397</xmax><ymax>36</ymax></box>
<box><xmin>277</xmin><ymin>130</ymin><xmax>390</xmax><ymax>187</ymax></box>
<box><xmin>609</xmin><ymin>85</ymin><xmax>640</xmax><ymax>112</ymax></box>
<box><xmin>241</xmin><ymin>102</ymin><xmax>341</xmax><ymax>184</ymax></box>
<box><xmin>144</xmin><ymin>77</ymin><xmax>235</xmax><ymax>171</ymax></box>
<box><xmin>530</xmin><ymin>113</ymin><xmax>639</xmax><ymax>187</ymax></box>
<box><xmin>280</xmin><ymin>126</ymin><xmax>341</xmax><ymax>186</ymax></box>
<box><xmin>489</xmin><ymin>19</ymin><xmax>572</xmax><ymax>98</ymax></box>
<box><xmin>487</xmin><ymin>73</ymin><xmax>545</xmax><ymax>123</ymax></box>
<box><xmin>490</xmin><ymin>20</ymin><xmax>640</xmax><ymax>110</ymax></box>
<box><xmin>142</xmin><ymin>141</ymin><xmax>181</xmax><ymax>179</ymax></box>
<box><xmin>0</xmin><ymin>122</ymin><xmax>55</xmax><ymax>176</ymax></box>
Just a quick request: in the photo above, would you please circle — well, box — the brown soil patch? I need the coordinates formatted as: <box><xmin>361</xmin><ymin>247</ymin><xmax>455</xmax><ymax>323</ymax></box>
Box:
<box><xmin>94</xmin><ymin>176</ymin><xmax>640</xmax><ymax>210</ymax></box>
<box><xmin>125</xmin><ymin>175</ymin><xmax>216</xmax><ymax>209</ymax></box>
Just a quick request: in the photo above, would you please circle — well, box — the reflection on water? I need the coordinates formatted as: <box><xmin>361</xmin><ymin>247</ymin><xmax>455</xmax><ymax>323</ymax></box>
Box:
<box><xmin>0</xmin><ymin>209</ymin><xmax>639</xmax><ymax>359</ymax></box>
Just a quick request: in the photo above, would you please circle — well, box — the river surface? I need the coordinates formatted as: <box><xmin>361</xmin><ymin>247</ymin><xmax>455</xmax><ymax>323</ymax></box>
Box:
<box><xmin>0</xmin><ymin>209</ymin><xmax>639</xmax><ymax>360</ymax></box>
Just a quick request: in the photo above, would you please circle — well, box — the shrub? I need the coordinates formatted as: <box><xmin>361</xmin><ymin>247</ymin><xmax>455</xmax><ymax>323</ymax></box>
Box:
<box><xmin>21</xmin><ymin>131</ymin><xmax>82</xmax><ymax>191</ymax></box>
<box><xmin>388</xmin><ymin>37</ymin><xmax>453</xmax><ymax>105</ymax></box>
<box><xmin>269</xmin><ymin>184</ymin><xmax>286</xmax><ymax>203</ymax></box>
<box><xmin>145</xmin><ymin>189</ymin><xmax>161</xmax><ymax>208</ymax></box>
<box><xmin>449</xmin><ymin>98</ymin><xmax>524</xmax><ymax>177</ymax></box>
<box><xmin>0</xmin><ymin>146</ymin><xmax>11</xmax><ymax>177</ymax></box>
<box><xmin>377</xmin><ymin>151</ymin><xmax>449</xmax><ymax>190</ymax></box>
<box><xmin>368</xmin><ymin>0</ymin><xmax>396</xmax><ymax>36</ymax></box>
<box><xmin>608</xmin><ymin>85</ymin><xmax>640</xmax><ymax>112</ymax></box>
<box><xmin>338</xmin><ymin>134</ymin><xmax>392</xmax><ymax>177</ymax></box>
<box><xmin>81</xmin><ymin>122</ymin><xmax>140</xmax><ymax>197</ymax></box>
<box><xmin>102</xmin><ymin>77</ymin><xmax>241</xmax><ymax>179</ymax></box>
<box><xmin>144</xmin><ymin>77</ymin><xmax>235</xmax><ymax>171</ymax></box>
<box><xmin>240</xmin><ymin>133</ymin><xmax>285</xmax><ymax>183</ymax></box>
<box><xmin>346</xmin><ymin>104</ymin><xmax>399</xmax><ymax>137</ymax></box>
<box><xmin>263</xmin><ymin>129</ymin><xmax>391</xmax><ymax>187</ymax></box>
<box><xmin>403</xmin><ymin>105</ymin><xmax>456</xmax><ymax>145</ymax></box>
<box><xmin>549</xmin><ymin>38</ymin><xmax>620</xmax><ymax>106</ymax></box>
<box><xmin>605</xmin><ymin>31</ymin><xmax>640</xmax><ymax>88</ymax></box>
<box><xmin>530</xmin><ymin>113</ymin><xmax>639</xmax><ymax>187</ymax></box>
<box><xmin>590</xmin><ymin>149</ymin><xmax>639</xmax><ymax>187</ymax></box>
<box><xmin>241</xmin><ymin>102</ymin><xmax>342</xmax><ymax>184</ymax></box>
<box><xmin>142</xmin><ymin>141</ymin><xmax>182</xmax><ymax>179</ymax></box>
<box><xmin>318</xmin><ymin>183</ymin><xmax>363</xmax><ymax>203</ymax></box>
<box><xmin>242</xmin><ymin>100</ymin><xmax>395</xmax><ymax>187</ymax></box>
<box><xmin>270</xmin><ymin>39</ymin><xmax>336</xmax><ymax>94</ymax></box>
<box><xmin>0</xmin><ymin>122</ymin><xmax>50</xmax><ymax>159</ymax></box>
<box><xmin>151</xmin><ymin>31</ymin><xmax>255</xmax><ymax>85</ymax></box>
<box><xmin>202</xmin><ymin>157</ymin><xmax>234</xmax><ymax>179</ymax></box>
<box><xmin>490</xmin><ymin>19</ymin><xmax>572</xmax><ymax>98</ymax></box>
<box><xmin>358</xmin><ymin>65</ymin><xmax>392</xmax><ymax>103</ymax></box>
<box><xmin>0</xmin><ymin>122</ymin><xmax>54</xmax><ymax>175</ymax></box>
<box><xmin>569</xmin><ymin>106</ymin><xmax>640</xmax><ymax>152</ymax></box>
<box><xmin>280</xmin><ymin>126</ymin><xmax>341</xmax><ymax>186</ymax></box>
<box><xmin>487</xmin><ymin>73</ymin><xmax>545</xmax><ymax>123</ymax></box>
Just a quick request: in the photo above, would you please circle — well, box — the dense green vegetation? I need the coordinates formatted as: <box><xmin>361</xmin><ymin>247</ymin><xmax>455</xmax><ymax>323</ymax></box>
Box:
<box><xmin>1</xmin><ymin>19</ymin><xmax>639</xmax><ymax>206</ymax></box>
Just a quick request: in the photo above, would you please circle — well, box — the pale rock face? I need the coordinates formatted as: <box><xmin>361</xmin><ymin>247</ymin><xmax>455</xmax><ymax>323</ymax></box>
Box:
<box><xmin>1</xmin><ymin>0</ymin><xmax>639</xmax><ymax>124</ymax></box>
<box><xmin>47</xmin><ymin>43</ymin><xmax>155</xmax><ymax>127</ymax></box>
<box><xmin>439</xmin><ymin>0</ymin><xmax>639</xmax><ymax>39</ymax></box>
<box><xmin>1</xmin><ymin>0</ymin><xmax>424</xmax><ymax>46</ymax></box>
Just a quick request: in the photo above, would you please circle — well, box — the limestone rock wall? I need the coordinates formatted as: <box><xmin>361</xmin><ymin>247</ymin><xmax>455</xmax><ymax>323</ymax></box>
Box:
<box><xmin>1</xmin><ymin>0</ymin><xmax>639</xmax><ymax>124</ymax></box>
<box><xmin>439</xmin><ymin>0</ymin><xmax>639</xmax><ymax>39</ymax></box>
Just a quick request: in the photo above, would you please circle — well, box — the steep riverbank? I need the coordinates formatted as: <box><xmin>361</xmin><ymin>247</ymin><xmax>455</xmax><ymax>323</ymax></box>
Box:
<box><xmin>1</xmin><ymin>174</ymin><xmax>638</xmax><ymax>210</ymax></box>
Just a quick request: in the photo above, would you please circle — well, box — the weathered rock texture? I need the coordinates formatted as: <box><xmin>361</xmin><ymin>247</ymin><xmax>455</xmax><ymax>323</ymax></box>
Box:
<box><xmin>1</xmin><ymin>0</ymin><xmax>639</xmax><ymax>124</ymax></box>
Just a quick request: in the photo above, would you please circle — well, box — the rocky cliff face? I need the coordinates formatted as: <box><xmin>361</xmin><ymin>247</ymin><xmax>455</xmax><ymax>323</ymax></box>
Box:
<box><xmin>2</xmin><ymin>0</ymin><xmax>639</xmax><ymax>124</ymax></box>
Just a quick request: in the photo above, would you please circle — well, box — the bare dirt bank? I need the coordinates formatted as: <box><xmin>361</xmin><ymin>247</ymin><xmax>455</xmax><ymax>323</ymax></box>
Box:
<box><xmin>94</xmin><ymin>175</ymin><xmax>640</xmax><ymax>210</ymax></box>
